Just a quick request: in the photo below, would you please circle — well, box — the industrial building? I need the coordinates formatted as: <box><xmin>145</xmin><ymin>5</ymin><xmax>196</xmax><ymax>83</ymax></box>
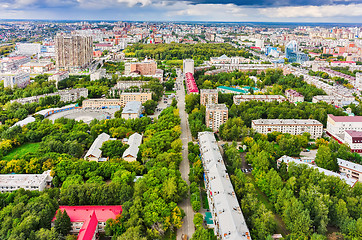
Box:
<box><xmin>198</xmin><ymin>131</ymin><xmax>252</xmax><ymax>240</ymax></box>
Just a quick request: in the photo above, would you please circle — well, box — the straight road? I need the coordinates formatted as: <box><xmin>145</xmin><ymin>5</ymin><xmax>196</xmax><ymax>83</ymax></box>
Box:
<box><xmin>176</xmin><ymin>69</ymin><xmax>195</xmax><ymax>239</ymax></box>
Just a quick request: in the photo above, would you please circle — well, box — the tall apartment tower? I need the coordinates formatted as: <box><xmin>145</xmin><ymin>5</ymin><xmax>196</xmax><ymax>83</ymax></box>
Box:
<box><xmin>55</xmin><ymin>33</ymin><xmax>93</xmax><ymax>71</ymax></box>
<box><xmin>206</xmin><ymin>104</ymin><xmax>228</xmax><ymax>132</ymax></box>
<box><xmin>356</xmin><ymin>72</ymin><xmax>362</xmax><ymax>90</ymax></box>
<box><xmin>183</xmin><ymin>59</ymin><xmax>194</xmax><ymax>74</ymax></box>
<box><xmin>200</xmin><ymin>89</ymin><xmax>218</xmax><ymax>106</ymax></box>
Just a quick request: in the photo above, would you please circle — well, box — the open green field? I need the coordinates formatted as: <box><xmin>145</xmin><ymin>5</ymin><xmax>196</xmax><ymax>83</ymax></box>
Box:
<box><xmin>1</xmin><ymin>143</ymin><xmax>41</xmax><ymax>161</ymax></box>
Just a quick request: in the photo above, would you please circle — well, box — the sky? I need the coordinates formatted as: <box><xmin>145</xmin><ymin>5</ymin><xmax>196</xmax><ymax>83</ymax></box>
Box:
<box><xmin>0</xmin><ymin>0</ymin><xmax>362</xmax><ymax>23</ymax></box>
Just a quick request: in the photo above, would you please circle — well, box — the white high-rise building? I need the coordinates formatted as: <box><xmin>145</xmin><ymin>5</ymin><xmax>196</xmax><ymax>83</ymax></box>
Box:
<box><xmin>183</xmin><ymin>59</ymin><xmax>194</xmax><ymax>74</ymax></box>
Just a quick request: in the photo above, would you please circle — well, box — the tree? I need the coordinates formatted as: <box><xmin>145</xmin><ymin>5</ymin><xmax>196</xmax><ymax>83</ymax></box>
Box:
<box><xmin>100</xmin><ymin>140</ymin><xmax>128</xmax><ymax>158</ymax></box>
<box><xmin>143</xmin><ymin>100</ymin><xmax>158</xmax><ymax>115</ymax></box>
<box><xmin>315</xmin><ymin>145</ymin><xmax>337</xmax><ymax>171</ymax></box>
<box><xmin>53</xmin><ymin>210</ymin><xmax>72</xmax><ymax>236</ymax></box>
<box><xmin>193</xmin><ymin>213</ymin><xmax>203</xmax><ymax>229</ymax></box>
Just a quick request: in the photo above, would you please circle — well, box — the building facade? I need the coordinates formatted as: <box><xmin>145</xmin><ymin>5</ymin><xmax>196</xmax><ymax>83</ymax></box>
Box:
<box><xmin>10</xmin><ymin>88</ymin><xmax>88</xmax><ymax>104</ymax></box>
<box><xmin>183</xmin><ymin>59</ymin><xmax>194</xmax><ymax>74</ymax></box>
<box><xmin>83</xmin><ymin>99</ymin><xmax>121</xmax><ymax>109</ymax></box>
<box><xmin>122</xmin><ymin>133</ymin><xmax>142</xmax><ymax>162</ymax></box>
<box><xmin>55</xmin><ymin>33</ymin><xmax>93</xmax><ymax>71</ymax></box>
<box><xmin>121</xmin><ymin>101</ymin><xmax>142</xmax><ymax>120</ymax></box>
<box><xmin>285</xmin><ymin>89</ymin><xmax>304</xmax><ymax>103</ymax></box>
<box><xmin>252</xmin><ymin>119</ymin><xmax>323</xmax><ymax>139</ymax></box>
<box><xmin>233</xmin><ymin>95</ymin><xmax>286</xmax><ymax>105</ymax></box>
<box><xmin>338</xmin><ymin>158</ymin><xmax>362</xmax><ymax>182</ymax></box>
<box><xmin>0</xmin><ymin>71</ymin><xmax>30</xmax><ymax>89</ymax></box>
<box><xmin>119</xmin><ymin>92</ymin><xmax>152</xmax><ymax>106</ymax></box>
<box><xmin>344</xmin><ymin>130</ymin><xmax>362</xmax><ymax>153</ymax></box>
<box><xmin>206</xmin><ymin>104</ymin><xmax>228</xmax><ymax>132</ymax></box>
<box><xmin>200</xmin><ymin>89</ymin><xmax>218</xmax><ymax>106</ymax></box>
<box><xmin>326</xmin><ymin>114</ymin><xmax>362</xmax><ymax>137</ymax></box>
<box><xmin>124</xmin><ymin>59</ymin><xmax>157</xmax><ymax>75</ymax></box>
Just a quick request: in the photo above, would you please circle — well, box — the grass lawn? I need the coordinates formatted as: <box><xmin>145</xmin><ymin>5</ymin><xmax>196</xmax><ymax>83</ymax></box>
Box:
<box><xmin>245</xmin><ymin>174</ymin><xmax>289</xmax><ymax>237</ymax></box>
<box><xmin>2</xmin><ymin>143</ymin><xmax>41</xmax><ymax>161</ymax></box>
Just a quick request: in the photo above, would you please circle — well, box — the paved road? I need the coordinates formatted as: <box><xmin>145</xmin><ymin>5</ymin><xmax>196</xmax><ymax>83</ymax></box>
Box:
<box><xmin>176</xmin><ymin>69</ymin><xmax>195</xmax><ymax>239</ymax></box>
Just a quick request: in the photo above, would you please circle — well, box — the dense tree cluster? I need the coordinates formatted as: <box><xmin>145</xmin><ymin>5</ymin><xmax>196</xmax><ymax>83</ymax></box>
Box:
<box><xmin>124</xmin><ymin>43</ymin><xmax>252</xmax><ymax>63</ymax></box>
<box><xmin>245</xmin><ymin>137</ymin><xmax>362</xmax><ymax>239</ymax></box>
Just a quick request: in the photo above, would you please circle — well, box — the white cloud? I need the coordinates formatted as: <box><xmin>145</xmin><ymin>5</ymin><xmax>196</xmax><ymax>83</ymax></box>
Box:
<box><xmin>168</xmin><ymin>3</ymin><xmax>246</xmax><ymax>19</ymax></box>
<box><xmin>260</xmin><ymin>4</ymin><xmax>362</xmax><ymax>18</ymax></box>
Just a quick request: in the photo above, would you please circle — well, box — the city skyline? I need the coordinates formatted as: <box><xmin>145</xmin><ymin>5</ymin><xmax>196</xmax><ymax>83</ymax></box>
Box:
<box><xmin>0</xmin><ymin>0</ymin><xmax>362</xmax><ymax>23</ymax></box>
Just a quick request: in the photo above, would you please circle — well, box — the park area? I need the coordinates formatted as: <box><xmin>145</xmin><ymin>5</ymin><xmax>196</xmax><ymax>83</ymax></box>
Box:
<box><xmin>1</xmin><ymin>142</ymin><xmax>41</xmax><ymax>161</ymax></box>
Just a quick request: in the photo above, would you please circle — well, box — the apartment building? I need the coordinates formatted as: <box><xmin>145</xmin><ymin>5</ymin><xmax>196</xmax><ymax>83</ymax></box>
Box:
<box><xmin>183</xmin><ymin>59</ymin><xmax>194</xmax><ymax>74</ymax></box>
<box><xmin>233</xmin><ymin>95</ymin><xmax>286</xmax><ymax>105</ymax></box>
<box><xmin>0</xmin><ymin>170</ymin><xmax>52</xmax><ymax>193</ymax></box>
<box><xmin>338</xmin><ymin>158</ymin><xmax>362</xmax><ymax>182</ymax></box>
<box><xmin>206</xmin><ymin>104</ymin><xmax>228</xmax><ymax>132</ymax></box>
<box><xmin>90</xmin><ymin>68</ymin><xmax>106</xmax><ymax>81</ymax></box>
<box><xmin>277</xmin><ymin>156</ymin><xmax>357</xmax><ymax>187</ymax></box>
<box><xmin>55</xmin><ymin>33</ymin><xmax>93</xmax><ymax>71</ymax></box>
<box><xmin>252</xmin><ymin>119</ymin><xmax>323</xmax><ymax>139</ymax></box>
<box><xmin>10</xmin><ymin>88</ymin><xmax>88</xmax><ymax>104</ymax></box>
<box><xmin>198</xmin><ymin>132</ymin><xmax>251</xmax><ymax>239</ymax></box>
<box><xmin>48</xmin><ymin>71</ymin><xmax>69</xmax><ymax>86</ymax></box>
<box><xmin>124</xmin><ymin>59</ymin><xmax>157</xmax><ymax>75</ymax></box>
<box><xmin>285</xmin><ymin>89</ymin><xmax>304</xmax><ymax>103</ymax></box>
<box><xmin>0</xmin><ymin>71</ymin><xmax>30</xmax><ymax>89</ymax></box>
<box><xmin>119</xmin><ymin>92</ymin><xmax>152</xmax><ymax>106</ymax></box>
<box><xmin>200</xmin><ymin>89</ymin><xmax>218</xmax><ymax>106</ymax></box>
<box><xmin>312</xmin><ymin>95</ymin><xmax>357</xmax><ymax>107</ymax></box>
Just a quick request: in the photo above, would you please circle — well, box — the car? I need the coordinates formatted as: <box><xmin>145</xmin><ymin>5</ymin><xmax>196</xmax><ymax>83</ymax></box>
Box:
<box><xmin>181</xmin><ymin>234</ymin><xmax>188</xmax><ymax>240</ymax></box>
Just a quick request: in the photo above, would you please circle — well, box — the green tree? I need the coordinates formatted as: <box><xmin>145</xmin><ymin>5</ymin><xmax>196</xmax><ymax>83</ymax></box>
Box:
<box><xmin>54</xmin><ymin>210</ymin><xmax>72</xmax><ymax>236</ymax></box>
<box><xmin>315</xmin><ymin>145</ymin><xmax>337</xmax><ymax>171</ymax></box>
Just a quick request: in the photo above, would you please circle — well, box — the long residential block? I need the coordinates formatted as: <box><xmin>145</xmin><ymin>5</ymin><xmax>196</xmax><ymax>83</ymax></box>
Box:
<box><xmin>198</xmin><ymin>131</ymin><xmax>251</xmax><ymax>240</ymax></box>
<box><xmin>252</xmin><ymin>119</ymin><xmax>323</xmax><ymax>139</ymax></box>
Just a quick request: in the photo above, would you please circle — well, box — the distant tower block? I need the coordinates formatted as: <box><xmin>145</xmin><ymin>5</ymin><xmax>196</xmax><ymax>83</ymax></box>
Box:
<box><xmin>356</xmin><ymin>72</ymin><xmax>362</xmax><ymax>90</ymax></box>
<box><xmin>183</xmin><ymin>59</ymin><xmax>194</xmax><ymax>75</ymax></box>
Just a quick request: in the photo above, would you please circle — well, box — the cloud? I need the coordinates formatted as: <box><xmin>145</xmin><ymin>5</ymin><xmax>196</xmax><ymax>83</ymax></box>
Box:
<box><xmin>183</xmin><ymin>0</ymin><xmax>362</xmax><ymax>7</ymax></box>
<box><xmin>169</xmin><ymin>3</ymin><xmax>246</xmax><ymax>18</ymax></box>
<box><xmin>260</xmin><ymin>3</ymin><xmax>362</xmax><ymax>18</ymax></box>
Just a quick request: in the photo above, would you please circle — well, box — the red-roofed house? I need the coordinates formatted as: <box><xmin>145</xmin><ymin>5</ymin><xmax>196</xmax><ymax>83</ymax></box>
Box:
<box><xmin>345</xmin><ymin>130</ymin><xmax>362</xmax><ymax>153</ymax></box>
<box><xmin>185</xmin><ymin>72</ymin><xmax>199</xmax><ymax>94</ymax></box>
<box><xmin>52</xmin><ymin>206</ymin><xmax>122</xmax><ymax>240</ymax></box>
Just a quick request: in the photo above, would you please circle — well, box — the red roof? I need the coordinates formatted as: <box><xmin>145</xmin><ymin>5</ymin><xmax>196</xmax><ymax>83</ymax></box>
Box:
<box><xmin>332</xmin><ymin>61</ymin><xmax>356</xmax><ymax>63</ymax></box>
<box><xmin>328</xmin><ymin>114</ymin><xmax>362</xmax><ymax>123</ymax></box>
<box><xmin>345</xmin><ymin>130</ymin><xmax>362</xmax><ymax>137</ymax></box>
<box><xmin>52</xmin><ymin>206</ymin><xmax>122</xmax><ymax>240</ymax></box>
<box><xmin>185</xmin><ymin>72</ymin><xmax>199</xmax><ymax>93</ymax></box>
<box><xmin>95</xmin><ymin>43</ymin><xmax>112</xmax><ymax>47</ymax></box>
